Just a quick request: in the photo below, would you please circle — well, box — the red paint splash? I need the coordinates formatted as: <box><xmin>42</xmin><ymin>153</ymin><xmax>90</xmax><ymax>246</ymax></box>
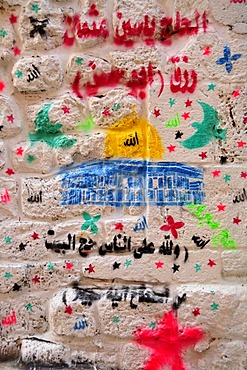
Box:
<box><xmin>77</xmin><ymin>19</ymin><xmax>109</xmax><ymax>39</ymax></box>
<box><xmin>72</xmin><ymin>71</ymin><xmax>83</xmax><ymax>99</ymax></box>
<box><xmin>63</xmin><ymin>14</ymin><xmax>80</xmax><ymax>46</ymax></box>
<box><xmin>160</xmin><ymin>215</ymin><xmax>184</xmax><ymax>239</ymax></box>
<box><xmin>133</xmin><ymin>310</ymin><xmax>204</xmax><ymax>370</ymax></box>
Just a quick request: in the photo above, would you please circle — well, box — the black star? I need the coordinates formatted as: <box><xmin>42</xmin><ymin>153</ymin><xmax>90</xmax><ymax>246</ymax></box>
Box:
<box><xmin>0</xmin><ymin>125</ymin><xmax>4</xmax><ymax>131</ymax></box>
<box><xmin>19</xmin><ymin>242</ymin><xmax>28</xmax><ymax>251</ymax></box>
<box><xmin>175</xmin><ymin>131</ymin><xmax>183</xmax><ymax>139</ymax></box>
<box><xmin>112</xmin><ymin>262</ymin><xmax>121</xmax><ymax>270</ymax></box>
<box><xmin>172</xmin><ymin>263</ymin><xmax>180</xmax><ymax>273</ymax></box>
<box><xmin>12</xmin><ymin>283</ymin><xmax>21</xmax><ymax>291</ymax></box>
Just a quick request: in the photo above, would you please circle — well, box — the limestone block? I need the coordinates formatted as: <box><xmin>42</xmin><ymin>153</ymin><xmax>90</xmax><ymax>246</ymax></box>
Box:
<box><xmin>210</xmin><ymin>0</ymin><xmax>246</xmax><ymax>26</ymax></box>
<box><xmin>49</xmin><ymin>289</ymin><xmax>99</xmax><ymax>337</ymax></box>
<box><xmin>0</xmin><ymin>177</ymin><xmax>18</xmax><ymax>221</ymax></box>
<box><xmin>174</xmin><ymin>0</ymin><xmax>209</xmax><ymax>14</ymax></box>
<box><xmin>0</xmin><ymin>339</ymin><xmax>21</xmax><ymax>361</ymax></box>
<box><xmin>177</xmin><ymin>284</ymin><xmax>247</xmax><ymax>339</ymax></box>
<box><xmin>71</xmin><ymin>345</ymin><xmax>119</xmax><ymax>370</ymax></box>
<box><xmin>119</xmin><ymin>343</ymin><xmax>151</xmax><ymax>370</ymax></box>
<box><xmin>18</xmin><ymin>0</ymin><xmax>64</xmax><ymax>51</ymax></box>
<box><xmin>12</xmin><ymin>56</ymin><xmax>63</xmax><ymax>93</ymax></box>
<box><xmin>0</xmin><ymin>95</ymin><xmax>22</xmax><ymax>138</ymax></box>
<box><xmin>88</xmin><ymin>89</ymin><xmax>141</xmax><ymax>128</ymax></box>
<box><xmin>222</xmin><ymin>251</ymin><xmax>247</xmax><ymax>276</ymax></box>
<box><xmin>0</xmin><ymin>13</ymin><xmax>15</xmax><ymax>50</ymax></box>
<box><xmin>0</xmin><ymin>141</ymin><xmax>6</xmax><ymax>169</ymax></box>
<box><xmin>0</xmin><ymin>264</ymin><xmax>26</xmax><ymax>294</ymax></box>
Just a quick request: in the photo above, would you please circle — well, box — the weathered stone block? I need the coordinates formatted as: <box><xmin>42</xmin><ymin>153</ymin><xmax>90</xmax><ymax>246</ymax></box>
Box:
<box><xmin>0</xmin><ymin>95</ymin><xmax>22</xmax><ymax>139</ymax></box>
<box><xmin>0</xmin><ymin>178</ymin><xmax>18</xmax><ymax>221</ymax></box>
<box><xmin>222</xmin><ymin>250</ymin><xmax>247</xmax><ymax>276</ymax></box>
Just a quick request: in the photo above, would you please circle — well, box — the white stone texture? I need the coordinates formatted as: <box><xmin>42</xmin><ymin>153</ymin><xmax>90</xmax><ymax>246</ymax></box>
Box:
<box><xmin>0</xmin><ymin>95</ymin><xmax>22</xmax><ymax>138</ymax></box>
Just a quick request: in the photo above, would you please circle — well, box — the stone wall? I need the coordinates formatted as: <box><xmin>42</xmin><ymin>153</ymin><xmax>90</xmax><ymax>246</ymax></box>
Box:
<box><xmin>0</xmin><ymin>0</ymin><xmax>246</xmax><ymax>369</ymax></box>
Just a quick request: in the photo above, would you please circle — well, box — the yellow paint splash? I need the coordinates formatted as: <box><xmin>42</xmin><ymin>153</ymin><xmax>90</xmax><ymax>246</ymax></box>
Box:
<box><xmin>104</xmin><ymin>108</ymin><xmax>164</xmax><ymax>160</ymax></box>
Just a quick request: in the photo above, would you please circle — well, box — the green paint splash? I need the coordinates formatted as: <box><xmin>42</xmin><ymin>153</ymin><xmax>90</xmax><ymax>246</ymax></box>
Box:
<box><xmin>76</xmin><ymin>115</ymin><xmax>95</xmax><ymax>131</ymax></box>
<box><xmin>29</xmin><ymin>103</ymin><xmax>76</xmax><ymax>148</ymax></box>
<box><xmin>181</xmin><ymin>101</ymin><xmax>226</xmax><ymax>149</ymax></box>
<box><xmin>81</xmin><ymin>211</ymin><xmax>101</xmax><ymax>234</ymax></box>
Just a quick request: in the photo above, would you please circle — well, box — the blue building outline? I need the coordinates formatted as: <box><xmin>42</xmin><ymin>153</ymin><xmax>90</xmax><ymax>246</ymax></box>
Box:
<box><xmin>59</xmin><ymin>160</ymin><xmax>205</xmax><ymax>207</ymax></box>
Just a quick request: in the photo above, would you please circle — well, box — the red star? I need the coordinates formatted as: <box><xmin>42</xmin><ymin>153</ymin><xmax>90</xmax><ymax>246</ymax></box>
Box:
<box><xmin>182</xmin><ymin>112</ymin><xmax>190</xmax><ymax>120</ymax></box>
<box><xmin>243</xmin><ymin>116</ymin><xmax>247</xmax><ymax>124</ymax></box>
<box><xmin>217</xmin><ymin>203</ymin><xmax>226</xmax><ymax>211</ymax></box>
<box><xmin>185</xmin><ymin>99</ymin><xmax>192</xmax><ymax>107</ymax></box>
<box><xmin>237</xmin><ymin>140</ymin><xmax>246</xmax><ymax>148</ymax></box>
<box><xmin>102</xmin><ymin>109</ymin><xmax>111</xmax><ymax>116</ymax></box>
<box><xmin>9</xmin><ymin>14</ymin><xmax>18</xmax><ymax>24</ymax></box>
<box><xmin>182</xmin><ymin>56</ymin><xmax>188</xmax><ymax>63</ymax></box>
<box><xmin>117</xmin><ymin>12</ymin><xmax>122</xmax><ymax>19</ymax></box>
<box><xmin>232</xmin><ymin>89</ymin><xmax>240</xmax><ymax>98</ymax></box>
<box><xmin>133</xmin><ymin>310</ymin><xmax>204</xmax><ymax>370</ymax></box>
<box><xmin>64</xmin><ymin>305</ymin><xmax>73</xmax><ymax>314</ymax></box>
<box><xmin>16</xmin><ymin>146</ymin><xmax>24</xmax><ymax>156</ymax></box>
<box><xmin>13</xmin><ymin>46</ymin><xmax>21</xmax><ymax>56</ymax></box>
<box><xmin>155</xmin><ymin>261</ymin><xmax>164</xmax><ymax>268</ymax></box>
<box><xmin>62</xmin><ymin>106</ymin><xmax>70</xmax><ymax>114</ymax></box>
<box><xmin>7</xmin><ymin>114</ymin><xmax>14</xmax><ymax>123</ymax></box>
<box><xmin>65</xmin><ymin>262</ymin><xmax>74</xmax><ymax>269</ymax></box>
<box><xmin>233</xmin><ymin>217</ymin><xmax>241</xmax><ymax>225</ymax></box>
<box><xmin>160</xmin><ymin>215</ymin><xmax>184</xmax><ymax>239</ymax></box>
<box><xmin>88</xmin><ymin>60</ymin><xmax>96</xmax><ymax>69</ymax></box>
<box><xmin>5</xmin><ymin>168</ymin><xmax>15</xmax><ymax>176</ymax></box>
<box><xmin>86</xmin><ymin>264</ymin><xmax>95</xmax><ymax>273</ymax></box>
<box><xmin>199</xmin><ymin>152</ymin><xmax>207</xmax><ymax>159</ymax></box>
<box><xmin>115</xmin><ymin>222</ymin><xmax>124</xmax><ymax>231</ymax></box>
<box><xmin>241</xmin><ymin>172</ymin><xmax>247</xmax><ymax>178</ymax></box>
<box><xmin>32</xmin><ymin>275</ymin><xmax>40</xmax><ymax>284</ymax></box>
<box><xmin>203</xmin><ymin>46</ymin><xmax>211</xmax><ymax>56</ymax></box>
<box><xmin>192</xmin><ymin>307</ymin><xmax>201</xmax><ymax>316</ymax></box>
<box><xmin>167</xmin><ymin>144</ymin><xmax>176</xmax><ymax>153</ymax></box>
<box><xmin>153</xmin><ymin>108</ymin><xmax>160</xmax><ymax>117</ymax></box>
<box><xmin>207</xmin><ymin>259</ymin><xmax>216</xmax><ymax>267</ymax></box>
<box><xmin>0</xmin><ymin>81</ymin><xmax>5</xmax><ymax>92</ymax></box>
<box><xmin>31</xmin><ymin>232</ymin><xmax>39</xmax><ymax>240</ymax></box>
<box><xmin>211</xmin><ymin>170</ymin><xmax>221</xmax><ymax>177</ymax></box>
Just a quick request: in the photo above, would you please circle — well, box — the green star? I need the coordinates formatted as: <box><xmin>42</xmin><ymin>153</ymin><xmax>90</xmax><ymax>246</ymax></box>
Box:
<box><xmin>75</xmin><ymin>57</ymin><xmax>84</xmax><ymax>65</ymax></box>
<box><xmin>47</xmin><ymin>262</ymin><xmax>54</xmax><ymax>271</ymax></box>
<box><xmin>15</xmin><ymin>70</ymin><xmax>23</xmax><ymax>78</ymax></box>
<box><xmin>124</xmin><ymin>259</ymin><xmax>132</xmax><ymax>267</ymax></box>
<box><xmin>150</xmin><ymin>321</ymin><xmax>156</xmax><ymax>329</ymax></box>
<box><xmin>112</xmin><ymin>103</ymin><xmax>120</xmax><ymax>111</ymax></box>
<box><xmin>169</xmin><ymin>98</ymin><xmax>176</xmax><ymax>107</ymax></box>
<box><xmin>211</xmin><ymin>302</ymin><xmax>219</xmax><ymax>311</ymax></box>
<box><xmin>0</xmin><ymin>30</ymin><xmax>8</xmax><ymax>38</ymax></box>
<box><xmin>112</xmin><ymin>316</ymin><xmax>120</xmax><ymax>323</ymax></box>
<box><xmin>25</xmin><ymin>303</ymin><xmax>33</xmax><ymax>311</ymax></box>
<box><xmin>0</xmin><ymin>111</ymin><xmax>2</xmax><ymax>116</ymax></box>
<box><xmin>207</xmin><ymin>83</ymin><xmax>216</xmax><ymax>91</ymax></box>
<box><xmin>210</xmin><ymin>290</ymin><xmax>215</xmax><ymax>294</ymax></box>
<box><xmin>223</xmin><ymin>174</ymin><xmax>231</xmax><ymax>182</ymax></box>
<box><xmin>4</xmin><ymin>272</ymin><xmax>13</xmax><ymax>279</ymax></box>
<box><xmin>194</xmin><ymin>263</ymin><xmax>202</xmax><ymax>272</ymax></box>
<box><xmin>26</xmin><ymin>154</ymin><xmax>35</xmax><ymax>163</ymax></box>
<box><xmin>31</xmin><ymin>4</ymin><xmax>40</xmax><ymax>13</ymax></box>
<box><xmin>5</xmin><ymin>236</ymin><xmax>12</xmax><ymax>243</ymax></box>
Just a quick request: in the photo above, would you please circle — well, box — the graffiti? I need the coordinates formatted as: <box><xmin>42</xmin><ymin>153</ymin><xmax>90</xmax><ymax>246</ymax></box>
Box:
<box><xmin>63</xmin><ymin>14</ymin><xmax>80</xmax><ymax>46</ymax></box>
<box><xmin>216</xmin><ymin>46</ymin><xmax>242</xmax><ymax>73</ymax></box>
<box><xmin>233</xmin><ymin>188</ymin><xmax>247</xmax><ymax>203</ymax></box>
<box><xmin>77</xmin><ymin>19</ymin><xmax>109</xmax><ymax>39</ymax></box>
<box><xmin>133</xmin><ymin>216</ymin><xmax>148</xmax><ymax>232</ymax></box>
<box><xmin>159</xmin><ymin>236</ymin><xmax>189</xmax><ymax>262</ymax></box>
<box><xmin>76</xmin><ymin>115</ymin><xmax>95</xmax><ymax>131</ymax></box>
<box><xmin>60</xmin><ymin>160</ymin><xmax>205</xmax><ymax>207</ymax></box>
<box><xmin>78</xmin><ymin>237</ymin><xmax>96</xmax><ymax>257</ymax></box>
<box><xmin>73</xmin><ymin>315</ymin><xmax>88</xmax><ymax>330</ymax></box>
<box><xmin>165</xmin><ymin>113</ymin><xmax>181</xmax><ymax>128</ymax></box>
<box><xmin>181</xmin><ymin>101</ymin><xmax>226</xmax><ymax>149</ymax></box>
<box><xmin>0</xmin><ymin>189</ymin><xmax>10</xmax><ymax>203</ymax></box>
<box><xmin>99</xmin><ymin>234</ymin><xmax>132</xmax><ymax>256</ymax></box>
<box><xmin>170</xmin><ymin>67</ymin><xmax>197</xmax><ymax>94</ymax></box>
<box><xmin>27</xmin><ymin>190</ymin><xmax>42</xmax><ymax>203</ymax></box>
<box><xmin>133</xmin><ymin>310</ymin><xmax>204</xmax><ymax>370</ymax></box>
<box><xmin>45</xmin><ymin>230</ymin><xmax>76</xmax><ymax>253</ymax></box>
<box><xmin>81</xmin><ymin>211</ymin><xmax>101</xmax><ymax>234</ymax></box>
<box><xmin>1</xmin><ymin>310</ymin><xmax>17</xmax><ymax>326</ymax></box>
<box><xmin>160</xmin><ymin>215</ymin><xmax>185</xmax><ymax>239</ymax></box>
<box><xmin>192</xmin><ymin>235</ymin><xmax>210</xmax><ymax>249</ymax></box>
<box><xmin>230</xmin><ymin>0</ymin><xmax>246</xmax><ymax>2</ymax></box>
<box><xmin>124</xmin><ymin>132</ymin><xmax>139</xmax><ymax>146</ymax></box>
<box><xmin>27</xmin><ymin>64</ymin><xmax>41</xmax><ymax>82</ymax></box>
<box><xmin>29</xmin><ymin>103</ymin><xmax>77</xmax><ymax>149</ymax></box>
<box><xmin>29</xmin><ymin>17</ymin><xmax>49</xmax><ymax>39</ymax></box>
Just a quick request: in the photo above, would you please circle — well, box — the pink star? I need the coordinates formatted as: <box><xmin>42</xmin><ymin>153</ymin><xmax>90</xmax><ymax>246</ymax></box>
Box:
<box><xmin>32</xmin><ymin>275</ymin><xmax>40</xmax><ymax>284</ymax></box>
<box><xmin>238</xmin><ymin>140</ymin><xmax>246</xmax><ymax>148</ymax></box>
<box><xmin>207</xmin><ymin>259</ymin><xmax>216</xmax><ymax>267</ymax></box>
<box><xmin>217</xmin><ymin>203</ymin><xmax>226</xmax><ymax>211</ymax></box>
<box><xmin>0</xmin><ymin>81</ymin><xmax>5</xmax><ymax>92</ymax></box>
<box><xmin>211</xmin><ymin>170</ymin><xmax>221</xmax><ymax>177</ymax></box>
<box><xmin>16</xmin><ymin>147</ymin><xmax>24</xmax><ymax>156</ymax></box>
<box><xmin>9</xmin><ymin>14</ymin><xmax>18</xmax><ymax>24</ymax></box>
<box><xmin>182</xmin><ymin>112</ymin><xmax>190</xmax><ymax>120</ymax></box>
<box><xmin>31</xmin><ymin>232</ymin><xmax>39</xmax><ymax>240</ymax></box>
<box><xmin>7</xmin><ymin>114</ymin><xmax>14</xmax><ymax>123</ymax></box>
<box><xmin>62</xmin><ymin>106</ymin><xmax>70</xmax><ymax>114</ymax></box>
<box><xmin>13</xmin><ymin>47</ymin><xmax>21</xmax><ymax>56</ymax></box>
<box><xmin>65</xmin><ymin>262</ymin><xmax>74</xmax><ymax>269</ymax></box>
<box><xmin>153</xmin><ymin>108</ymin><xmax>160</xmax><ymax>117</ymax></box>
<box><xmin>203</xmin><ymin>46</ymin><xmax>211</xmax><ymax>56</ymax></box>
<box><xmin>232</xmin><ymin>89</ymin><xmax>240</xmax><ymax>98</ymax></box>
<box><xmin>240</xmin><ymin>172</ymin><xmax>247</xmax><ymax>178</ymax></box>
<box><xmin>102</xmin><ymin>109</ymin><xmax>111</xmax><ymax>116</ymax></box>
<box><xmin>199</xmin><ymin>152</ymin><xmax>207</xmax><ymax>159</ymax></box>
<box><xmin>233</xmin><ymin>217</ymin><xmax>241</xmax><ymax>225</ymax></box>
<box><xmin>185</xmin><ymin>99</ymin><xmax>192</xmax><ymax>107</ymax></box>
<box><xmin>160</xmin><ymin>215</ymin><xmax>184</xmax><ymax>239</ymax></box>
<box><xmin>5</xmin><ymin>168</ymin><xmax>15</xmax><ymax>176</ymax></box>
<box><xmin>167</xmin><ymin>144</ymin><xmax>176</xmax><ymax>153</ymax></box>
<box><xmin>133</xmin><ymin>310</ymin><xmax>204</xmax><ymax>370</ymax></box>
<box><xmin>155</xmin><ymin>261</ymin><xmax>164</xmax><ymax>268</ymax></box>
<box><xmin>115</xmin><ymin>222</ymin><xmax>124</xmax><ymax>231</ymax></box>
<box><xmin>192</xmin><ymin>307</ymin><xmax>201</xmax><ymax>316</ymax></box>
<box><xmin>64</xmin><ymin>305</ymin><xmax>73</xmax><ymax>314</ymax></box>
